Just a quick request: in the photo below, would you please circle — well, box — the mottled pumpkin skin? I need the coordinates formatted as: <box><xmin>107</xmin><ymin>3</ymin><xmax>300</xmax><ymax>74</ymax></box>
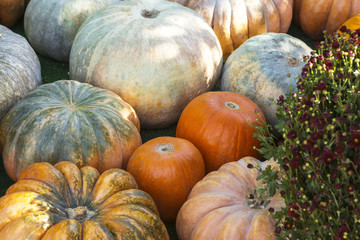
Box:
<box><xmin>170</xmin><ymin>0</ymin><xmax>294</xmax><ymax>59</ymax></box>
<box><xmin>69</xmin><ymin>0</ymin><xmax>223</xmax><ymax>129</ymax></box>
<box><xmin>176</xmin><ymin>157</ymin><xmax>285</xmax><ymax>240</ymax></box>
<box><xmin>127</xmin><ymin>136</ymin><xmax>205</xmax><ymax>223</ymax></box>
<box><xmin>24</xmin><ymin>0</ymin><xmax>120</xmax><ymax>62</ymax></box>
<box><xmin>0</xmin><ymin>25</ymin><xmax>42</xmax><ymax>122</ymax></box>
<box><xmin>176</xmin><ymin>91</ymin><xmax>265</xmax><ymax>173</ymax></box>
<box><xmin>0</xmin><ymin>0</ymin><xmax>25</xmax><ymax>27</ymax></box>
<box><xmin>220</xmin><ymin>33</ymin><xmax>312</xmax><ymax>128</ymax></box>
<box><xmin>0</xmin><ymin>161</ymin><xmax>169</xmax><ymax>239</ymax></box>
<box><xmin>0</xmin><ymin>80</ymin><xmax>141</xmax><ymax>181</ymax></box>
<box><xmin>294</xmin><ymin>0</ymin><xmax>360</xmax><ymax>40</ymax></box>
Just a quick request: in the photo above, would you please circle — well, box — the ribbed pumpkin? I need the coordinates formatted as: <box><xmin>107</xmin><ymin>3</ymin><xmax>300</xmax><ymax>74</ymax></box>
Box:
<box><xmin>176</xmin><ymin>157</ymin><xmax>285</xmax><ymax>240</ymax></box>
<box><xmin>170</xmin><ymin>0</ymin><xmax>294</xmax><ymax>59</ymax></box>
<box><xmin>0</xmin><ymin>25</ymin><xmax>42</xmax><ymax>122</ymax></box>
<box><xmin>24</xmin><ymin>0</ymin><xmax>120</xmax><ymax>62</ymax></box>
<box><xmin>69</xmin><ymin>0</ymin><xmax>223</xmax><ymax>129</ymax></box>
<box><xmin>0</xmin><ymin>0</ymin><xmax>29</xmax><ymax>27</ymax></box>
<box><xmin>293</xmin><ymin>0</ymin><xmax>360</xmax><ymax>40</ymax></box>
<box><xmin>126</xmin><ymin>136</ymin><xmax>205</xmax><ymax>223</ymax></box>
<box><xmin>0</xmin><ymin>80</ymin><xmax>141</xmax><ymax>181</ymax></box>
<box><xmin>220</xmin><ymin>33</ymin><xmax>312</xmax><ymax>128</ymax></box>
<box><xmin>176</xmin><ymin>91</ymin><xmax>265</xmax><ymax>173</ymax></box>
<box><xmin>0</xmin><ymin>161</ymin><xmax>169</xmax><ymax>239</ymax></box>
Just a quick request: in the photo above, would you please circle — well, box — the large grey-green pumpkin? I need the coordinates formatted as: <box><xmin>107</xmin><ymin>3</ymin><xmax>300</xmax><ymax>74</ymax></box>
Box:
<box><xmin>69</xmin><ymin>0</ymin><xmax>223</xmax><ymax>129</ymax></box>
<box><xmin>220</xmin><ymin>33</ymin><xmax>312</xmax><ymax>128</ymax></box>
<box><xmin>24</xmin><ymin>0</ymin><xmax>120</xmax><ymax>62</ymax></box>
<box><xmin>0</xmin><ymin>25</ymin><xmax>41</xmax><ymax>122</ymax></box>
<box><xmin>0</xmin><ymin>80</ymin><xmax>142</xmax><ymax>181</ymax></box>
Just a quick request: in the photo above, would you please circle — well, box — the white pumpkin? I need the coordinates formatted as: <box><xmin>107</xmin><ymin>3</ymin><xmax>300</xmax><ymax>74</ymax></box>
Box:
<box><xmin>69</xmin><ymin>0</ymin><xmax>223</xmax><ymax>129</ymax></box>
<box><xmin>220</xmin><ymin>33</ymin><xmax>312</xmax><ymax>128</ymax></box>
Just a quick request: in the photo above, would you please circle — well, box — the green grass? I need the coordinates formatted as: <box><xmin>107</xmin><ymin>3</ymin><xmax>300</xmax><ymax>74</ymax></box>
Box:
<box><xmin>1</xmin><ymin>19</ymin><xmax>316</xmax><ymax>239</ymax></box>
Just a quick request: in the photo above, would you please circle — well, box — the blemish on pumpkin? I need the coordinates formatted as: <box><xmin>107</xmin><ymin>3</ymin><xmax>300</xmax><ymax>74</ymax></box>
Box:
<box><xmin>286</xmin><ymin>56</ymin><xmax>300</xmax><ymax>67</ymax></box>
<box><xmin>156</xmin><ymin>102</ymin><xmax>162</xmax><ymax>108</ymax></box>
<box><xmin>141</xmin><ymin>9</ymin><xmax>160</xmax><ymax>19</ymax></box>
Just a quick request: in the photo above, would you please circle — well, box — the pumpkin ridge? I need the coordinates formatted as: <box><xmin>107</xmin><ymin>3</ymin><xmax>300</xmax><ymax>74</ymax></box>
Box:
<box><xmin>20</xmin><ymin>177</ymin><xmax>68</xmax><ymax>214</ymax></box>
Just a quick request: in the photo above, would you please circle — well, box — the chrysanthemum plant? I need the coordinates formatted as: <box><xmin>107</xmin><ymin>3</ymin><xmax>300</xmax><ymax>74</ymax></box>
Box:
<box><xmin>251</xmin><ymin>27</ymin><xmax>360</xmax><ymax>239</ymax></box>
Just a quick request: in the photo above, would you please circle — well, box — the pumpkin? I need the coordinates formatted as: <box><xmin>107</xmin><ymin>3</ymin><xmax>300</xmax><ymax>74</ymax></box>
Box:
<box><xmin>0</xmin><ymin>0</ymin><xmax>29</xmax><ymax>27</ymax></box>
<box><xmin>170</xmin><ymin>0</ymin><xmax>294</xmax><ymax>59</ymax></box>
<box><xmin>176</xmin><ymin>157</ymin><xmax>285</xmax><ymax>240</ymax></box>
<box><xmin>0</xmin><ymin>80</ymin><xmax>141</xmax><ymax>181</ymax></box>
<box><xmin>293</xmin><ymin>0</ymin><xmax>360</xmax><ymax>40</ymax></box>
<box><xmin>176</xmin><ymin>91</ymin><xmax>265</xmax><ymax>173</ymax></box>
<box><xmin>220</xmin><ymin>33</ymin><xmax>312</xmax><ymax>128</ymax></box>
<box><xmin>338</xmin><ymin>14</ymin><xmax>360</xmax><ymax>32</ymax></box>
<box><xmin>126</xmin><ymin>136</ymin><xmax>205</xmax><ymax>223</ymax></box>
<box><xmin>0</xmin><ymin>25</ymin><xmax>41</xmax><ymax>122</ymax></box>
<box><xmin>69</xmin><ymin>0</ymin><xmax>223</xmax><ymax>129</ymax></box>
<box><xmin>0</xmin><ymin>161</ymin><xmax>169</xmax><ymax>239</ymax></box>
<box><xmin>24</xmin><ymin>0</ymin><xmax>120</xmax><ymax>62</ymax></box>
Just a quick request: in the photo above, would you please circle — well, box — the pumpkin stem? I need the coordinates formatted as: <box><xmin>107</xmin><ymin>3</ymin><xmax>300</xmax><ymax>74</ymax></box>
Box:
<box><xmin>65</xmin><ymin>206</ymin><xmax>97</xmax><ymax>222</ymax></box>
<box><xmin>286</xmin><ymin>56</ymin><xmax>300</xmax><ymax>67</ymax></box>
<box><xmin>224</xmin><ymin>101</ymin><xmax>240</xmax><ymax>110</ymax></box>
<box><xmin>247</xmin><ymin>185</ymin><xmax>271</xmax><ymax>209</ymax></box>
<box><xmin>141</xmin><ymin>9</ymin><xmax>160</xmax><ymax>19</ymax></box>
<box><xmin>156</xmin><ymin>144</ymin><xmax>173</xmax><ymax>153</ymax></box>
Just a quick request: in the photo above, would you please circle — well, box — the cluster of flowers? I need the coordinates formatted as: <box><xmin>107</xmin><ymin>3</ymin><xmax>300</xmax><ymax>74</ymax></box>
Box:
<box><xmin>253</xmin><ymin>26</ymin><xmax>360</xmax><ymax>240</ymax></box>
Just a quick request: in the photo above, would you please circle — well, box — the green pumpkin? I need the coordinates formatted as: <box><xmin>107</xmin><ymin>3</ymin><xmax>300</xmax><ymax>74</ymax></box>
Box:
<box><xmin>24</xmin><ymin>0</ymin><xmax>120</xmax><ymax>62</ymax></box>
<box><xmin>220</xmin><ymin>33</ymin><xmax>312</xmax><ymax>128</ymax></box>
<box><xmin>0</xmin><ymin>80</ymin><xmax>141</xmax><ymax>181</ymax></box>
<box><xmin>0</xmin><ymin>25</ymin><xmax>42</xmax><ymax>122</ymax></box>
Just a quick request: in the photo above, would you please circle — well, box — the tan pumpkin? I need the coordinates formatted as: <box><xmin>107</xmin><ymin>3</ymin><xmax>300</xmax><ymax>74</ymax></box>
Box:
<box><xmin>170</xmin><ymin>0</ymin><xmax>294</xmax><ymax>59</ymax></box>
<box><xmin>0</xmin><ymin>161</ymin><xmax>169</xmax><ymax>239</ymax></box>
<box><xmin>176</xmin><ymin>91</ymin><xmax>266</xmax><ymax>173</ymax></box>
<box><xmin>293</xmin><ymin>0</ymin><xmax>360</xmax><ymax>40</ymax></box>
<box><xmin>176</xmin><ymin>157</ymin><xmax>285</xmax><ymax>240</ymax></box>
<box><xmin>127</xmin><ymin>136</ymin><xmax>205</xmax><ymax>223</ymax></box>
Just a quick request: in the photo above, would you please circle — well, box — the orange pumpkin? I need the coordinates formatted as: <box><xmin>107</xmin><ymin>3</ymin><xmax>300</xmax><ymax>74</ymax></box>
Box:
<box><xmin>170</xmin><ymin>0</ymin><xmax>294</xmax><ymax>59</ymax></box>
<box><xmin>0</xmin><ymin>161</ymin><xmax>169</xmax><ymax>239</ymax></box>
<box><xmin>338</xmin><ymin>14</ymin><xmax>360</xmax><ymax>32</ymax></box>
<box><xmin>176</xmin><ymin>91</ymin><xmax>266</xmax><ymax>173</ymax></box>
<box><xmin>176</xmin><ymin>157</ymin><xmax>285</xmax><ymax>240</ymax></box>
<box><xmin>0</xmin><ymin>0</ymin><xmax>29</xmax><ymax>27</ymax></box>
<box><xmin>126</xmin><ymin>136</ymin><xmax>205</xmax><ymax>223</ymax></box>
<box><xmin>294</xmin><ymin>0</ymin><xmax>360</xmax><ymax>40</ymax></box>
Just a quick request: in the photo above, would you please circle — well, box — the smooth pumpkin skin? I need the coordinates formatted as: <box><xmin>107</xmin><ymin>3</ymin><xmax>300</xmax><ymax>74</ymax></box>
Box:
<box><xmin>0</xmin><ymin>0</ymin><xmax>25</xmax><ymax>27</ymax></box>
<box><xmin>294</xmin><ymin>0</ymin><xmax>360</xmax><ymax>40</ymax></box>
<box><xmin>126</xmin><ymin>136</ymin><xmax>205</xmax><ymax>223</ymax></box>
<box><xmin>69</xmin><ymin>0</ymin><xmax>223</xmax><ymax>129</ymax></box>
<box><xmin>170</xmin><ymin>0</ymin><xmax>294</xmax><ymax>59</ymax></box>
<box><xmin>0</xmin><ymin>161</ymin><xmax>169</xmax><ymax>239</ymax></box>
<box><xmin>0</xmin><ymin>25</ymin><xmax>42</xmax><ymax>122</ymax></box>
<box><xmin>220</xmin><ymin>33</ymin><xmax>312</xmax><ymax>128</ymax></box>
<box><xmin>0</xmin><ymin>80</ymin><xmax>141</xmax><ymax>181</ymax></box>
<box><xmin>24</xmin><ymin>0</ymin><xmax>120</xmax><ymax>62</ymax></box>
<box><xmin>176</xmin><ymin>157</ymin><xmax>285</xmax><ymax>240</ymax></box>
<box><xmin>176</xmin><ymin>91</ymin><xmax>265</xmax><ymax>173</ymax></box>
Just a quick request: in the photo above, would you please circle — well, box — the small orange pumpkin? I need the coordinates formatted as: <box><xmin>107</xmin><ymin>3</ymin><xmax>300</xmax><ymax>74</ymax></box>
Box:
<box><xmin>126</xmin><ymin>136</ymin><xmax>205</xmax><ymax>223</ymax></box>
<box><xmin>338</xmin><ymin>14</ymin><xmax>360</xmax><ymax>32</ymax></box>
<box><xmin>176</xmin><ymin>91</ymin><xmax>266</xmax><ymax>173</ymax></box>
<box><xmin>0</xmin><ymin>161</ymin><xmax>169</xmax><ymax>239</ymax></box>
<box><xmin>176</xmin><ymin>157</ymin><xmax>285</xmax><ymax>240</ymax></box>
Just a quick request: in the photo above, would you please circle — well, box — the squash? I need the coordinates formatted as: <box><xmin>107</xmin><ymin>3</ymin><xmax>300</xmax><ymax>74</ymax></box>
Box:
<box><xmin>0</xmin><ymin>0</ymin><xmax>28</xmax><ymax>27</ymax></box>
<box><xmin>293</xmin><ymin>0</ymin><xmax>360</xmax><ymax>40</ymax></box>
<box><xmin>170</xmin><ymin>0</ymin><xmax>294</xmax><ymax>59</ymax></box>
<box><xmin>220</xmin><ymin>33</ymin><xmax>312</xmax><ymax>128</ymax></box>
<box><xmin>69</xmin><ymin>0</ymin><xmax>223</xmax><ymax>129</ymax></box>
<box><xmin>0</xmin><ymin>24</ymin><xmax>41</xmax><ymax>122</ymax></box>
<box><xmin>24</xmin><ymin>0</ymin><xmax>120</xmax><ymax>62</ymax></box>
<box><xmin>176</xmin><ymin>157</ymin><xmax>285</xmax><ymax>240</ymax></box>
<box><xmin>126</xmin><ymin>136</ymin><xmax>205</xmax><ymax>223</ymax></box>
<box><xmin>0</xmin><ymin>80</ymin><xmax>141</xmax><ymax>181</ymax></box>
<box><xmin>0</xmin><ymin>161</ymin><xmax>169</xmax><ymax>239</ymax></box>
<box><xmin>176</xmin><ymin>91</ymin><xmax>265</xmax><ymax>173</ymax></box>
<box><xmin>338</xmin><ymin>13</ymin><xmax>360</xmax><ymax>32</ymax></box>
